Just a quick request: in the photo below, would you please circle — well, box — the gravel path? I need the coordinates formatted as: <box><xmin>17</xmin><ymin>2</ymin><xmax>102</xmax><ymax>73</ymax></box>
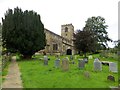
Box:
<box><xmin>2</xmin><ymin>59</ymin><xmax>23</xmax><ymax>88</ymax></box>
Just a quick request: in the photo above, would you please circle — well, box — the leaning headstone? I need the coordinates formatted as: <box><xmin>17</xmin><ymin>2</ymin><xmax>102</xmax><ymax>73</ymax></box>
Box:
<box><xmin>88</xmin><ymin>55</ymin><xmax>93</xmax><ymax>59</ymax></box>
<box><xmin>55</xmin><ymin>59</ymin><xmax>60</xmax><ymax>68</ymax></box>
<box><xmin>109</xmin><ymin>62</ymin><xmax>118</xmax><ymax>73</ymax></box>
<box><xmin>44</xmin><ymin>56</ymin><xmax>48</xmax><ymax>65</ymax></box>
<box><xmin>62</xmin><ymin>58</ymin><xmax>69</xmax><ymax>71</ymax></box>
<box><xmin>94</xmin><ymin>58</ymin><xmax>102</xmax><ymax>71</ymax></box>
<box><xmin>107</xmin><ymin>75</ymin><xmax>115</xmax><ymax>82</ymax></box>
<box><xmin>78</xmin><ymin>59</ymin><xmax>85</xmax><ymax>69</ymax></box>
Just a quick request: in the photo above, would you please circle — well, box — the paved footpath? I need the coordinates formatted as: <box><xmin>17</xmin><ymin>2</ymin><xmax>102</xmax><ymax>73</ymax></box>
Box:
<box><xmin>2</xmin><ymin>59</ymin><xmax>23</xmax><ymax>88</ymax></box>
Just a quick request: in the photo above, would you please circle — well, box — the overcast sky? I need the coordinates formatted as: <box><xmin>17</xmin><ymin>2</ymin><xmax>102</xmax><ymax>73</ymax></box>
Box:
<box><xmin>0</xmin><ymin>0</ymin><xmax>119</xmax><ymax>47</ymax></box>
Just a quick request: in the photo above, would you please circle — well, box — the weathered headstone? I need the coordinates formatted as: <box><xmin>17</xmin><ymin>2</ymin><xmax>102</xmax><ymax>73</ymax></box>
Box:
<box><xmin>44</xmin><ymin>56</ymin><xmax>48</xmax><ymax>65</ymax></box>
<box><xmin>55</xmin><ymin>59</ymin><xmax>60</xmax><ymax>68</ymax></box>
<box><xmin>88</xmin><ymin>55</ymin><xmax>93</xmax><ymax>59</ymax></box>
<box><xmin>62</xmin><ymin>58</ymin><xmax>69</xmax><ymax>71</ymax></box>
<box><xmin>94</xmin><ymin>58</ymin><xmax>102</xmax><ymax>71</ymax></box>
<box><xmin>69</xmin><ymin>55</ymin><xmax>75</xmax><ymax>64</ymax></box>
<box><xmin>11</xmin><ymin>56</ymin><xmax>16</xmax><ymax>61</ymax></box>
<box><xmin>84</xmin><ymin>71</ymin><xmax>90</xmax><ymax>78</ymax></box>
<box><xmin>70</xmin><ymin>55</ymin><xmax>73</xmax><ymax>61</ymax></box>
<box><xmin>107</xmin><ymin>75</ymin><xmax>115</xmax><ymax>82</ymax></box>
<box><xmin>109</xmin><ymin>62</ymin><xmax>118</xmax><ymax>73</ymax></box>
<box><xmin>83</xmin><ymin>58</ymin><xmax>88</xmax><ymax>63</ymax></box>
<box><xmin>78</xmin><ymin>59</ymin><xmax>85</xmax><ymax>69</ymax></box>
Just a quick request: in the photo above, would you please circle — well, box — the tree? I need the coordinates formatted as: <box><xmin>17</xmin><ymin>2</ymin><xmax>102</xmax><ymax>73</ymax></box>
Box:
<box><xmin>0</xmin><ymin>23</ymin><xmax>2</xmax><ymax>43</ymax></box>
<box><xmin>114</xmin><ymin>40</ymin><xmax>120</xmax><ymax>51</ymax></box>
<box><xmin>2</xmin><ymin>7</ymin><xmax>46</xmax><ymax>59</ymax></box>
<box><xmin>74</xmin><ymin>30</ymin><xmax>96</xmax><ymax>57</ymax></box>
<box><xmin>84</xmin><ymin>16</ymin><xmax>112</xmax><ymax>50</ymax></box>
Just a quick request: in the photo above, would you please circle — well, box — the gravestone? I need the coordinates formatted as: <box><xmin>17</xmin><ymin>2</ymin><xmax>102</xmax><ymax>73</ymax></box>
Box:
<box><xmin>70</xmin><ymin>55</ymin><xmax>73</xmax><ymax>61</ymax></box>
<box><xmin>107</xmin><ymin>75</ymin><xmax>115</xmax><ymax>82</ymax></box>
<box><xmin>62</xmin><ymin>58</ymin><xmax>69</xmax><ymax>71</ymax></box>
<box><xmin>69</xmin><ymin>55</ymin><xmax>75</xmax><ymax>64</ymax></box>
<box><xmin>84</xmin><ymin>71</ymin><xmax>90</xmax><ymax>78</ymax></box>
<box><xmin>11</xmin><ymin>56</ymin><xmax>16</xmax><ymax>61</ymax></box>
<box><xmin>94</xmin><ymin>58</ymin><xmax>102</xmax><ymax>71</ymax></box>
<box><xmin>55</xmin><ymin>59</ymin><xmax>60</xmax><ymax>68</ymax></box>
<box><xmin>88</xmin><ymin>55</ymin><xmax>93</xmax><ymax>59</ymax></box>
<box><xmin>78</xmin><ymin>59</ymin><xmax>85</xmax><ymax>69</ymax></box>
<box><xmin>109</xmin><ymin>62</ymin><xmax>118</xmax><ymax>73</ymax></box>
<box><xmin>83</xmin><ymin>58</ymin><xmax>88</xmax><ymax>63</ymax></box>
<box><xmin>44</xmin><ymin>56</ymin><xmax>48</xmax><ymax>65</ymax></box>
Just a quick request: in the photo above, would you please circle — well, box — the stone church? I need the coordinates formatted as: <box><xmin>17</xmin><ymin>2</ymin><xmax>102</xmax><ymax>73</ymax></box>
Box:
<box><xmin>43</xmin><ymin>23</ymin><xmax>76</xmax><ymax>55</ymax></box>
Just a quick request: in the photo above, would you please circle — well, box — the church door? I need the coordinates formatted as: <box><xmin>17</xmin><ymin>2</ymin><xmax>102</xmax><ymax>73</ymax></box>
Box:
<box><xmin>66</xmin><ymin>49</ymin><xmax>72</xmax><ymax>55</ymax></box>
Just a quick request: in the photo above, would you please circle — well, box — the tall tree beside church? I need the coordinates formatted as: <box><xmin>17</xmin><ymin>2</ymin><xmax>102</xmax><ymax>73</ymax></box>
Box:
<box><xmin>2</xmin><ymin>7</ymin><xmax>46</xmax><ymax>59</ymax></box>
<box><xmin>0</xmin><ymin>23</ymin><xmax>2</xmax><ymax>42</ymax></box>
<box><xmin>84</xmin><ymin>16</ymin><xmax>112</xmax><ymax>50</ymax></box>
<box><xmin>74</xmin><ymin>30</ymin><xmax>96</xmax><ymax>57</ymax></box>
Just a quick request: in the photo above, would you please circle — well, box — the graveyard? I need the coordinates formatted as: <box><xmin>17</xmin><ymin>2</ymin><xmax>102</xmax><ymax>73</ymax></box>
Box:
<box><xmin>16</xmin><ymin>54</ymin><xmax>118</xmax><ymax>88</ymax></box>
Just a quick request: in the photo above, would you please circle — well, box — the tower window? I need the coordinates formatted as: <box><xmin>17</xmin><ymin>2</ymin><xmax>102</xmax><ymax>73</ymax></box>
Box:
<box><xmin>65</xmin><ymin>27</ymin><xmax>68</xmax><ymax>32</ymax></box>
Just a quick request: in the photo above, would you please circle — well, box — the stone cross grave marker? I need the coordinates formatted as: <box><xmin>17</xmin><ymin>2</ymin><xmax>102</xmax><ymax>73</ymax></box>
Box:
<box><xmin>94</xmin><ymin>58</ymin><xmax>102</xmax><ymax>71</ymax></box>
<box><xmin>44</xmin><ymin>55</ymin><xmax>48</xmax><ymax>65</ymax></box>
<box><xmin>78</xmin><ymin>59</ymin><xmax>85</xmax><ymax>69</ymax></box>
<box><xmin>55</xmin><ymin>59</ymin><xmax>60</xmax><ymax>68</ymax></box>
<box><xmin>62</xmin><ymin>57</ymin><xmax>69</xmax><ymax>71</ymax></box>
<box><xmin>109</xmin><ymin>62</ymin><xmax>118</xmax><ymax>73</ymax></box>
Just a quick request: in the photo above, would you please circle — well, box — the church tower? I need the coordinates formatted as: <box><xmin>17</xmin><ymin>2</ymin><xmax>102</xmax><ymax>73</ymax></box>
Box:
<box><xmin>61</xmin><ymin>24</ymin><xmax>74</xmax><ymax>40</ymax></box>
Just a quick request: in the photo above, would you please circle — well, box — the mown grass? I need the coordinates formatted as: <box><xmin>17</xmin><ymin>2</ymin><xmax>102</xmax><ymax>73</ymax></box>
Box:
<box><xmin>18</xmin><ymin>54</ymin><xmax>118</xmax><ymax>88</ymax></box>
<box><xmin>2</xmin><ymin>61</ymin><xmax>10</xmax><ymax>82</ymax></box>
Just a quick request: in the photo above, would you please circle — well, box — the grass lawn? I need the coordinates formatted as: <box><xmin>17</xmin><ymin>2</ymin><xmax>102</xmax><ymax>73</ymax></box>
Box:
<box><xmin>18</xmin><ymin>54</ymin><xmax>118</xmax><ymax>88</ymax></box>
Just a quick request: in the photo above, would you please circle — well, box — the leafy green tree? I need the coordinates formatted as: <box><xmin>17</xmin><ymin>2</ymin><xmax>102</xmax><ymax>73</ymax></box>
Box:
<box><xmin>84</xmin><ymin>16</ymin><xmax>112</xmax><ymax>50</ymax></box>
<box><xmin>74</xmin><ymin>30</ymin><xmax>96</xmax><ymax>57</ymax></box>
<box><xmin>0</xmin><ymin>23</ymin><xmax>2</xmax><ymax>43</ymax></box>
<box><xmin>2</xmin><ymin>7</ymin><xmax>46</xmax><ymax>59</ymax></box>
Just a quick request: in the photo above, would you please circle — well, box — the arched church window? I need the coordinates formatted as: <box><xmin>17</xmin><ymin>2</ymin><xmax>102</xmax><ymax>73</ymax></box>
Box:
<box><xmin>65</xmin><ymin>27</ymin><xmax>68</xmax><ymax>32</ymax></box>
